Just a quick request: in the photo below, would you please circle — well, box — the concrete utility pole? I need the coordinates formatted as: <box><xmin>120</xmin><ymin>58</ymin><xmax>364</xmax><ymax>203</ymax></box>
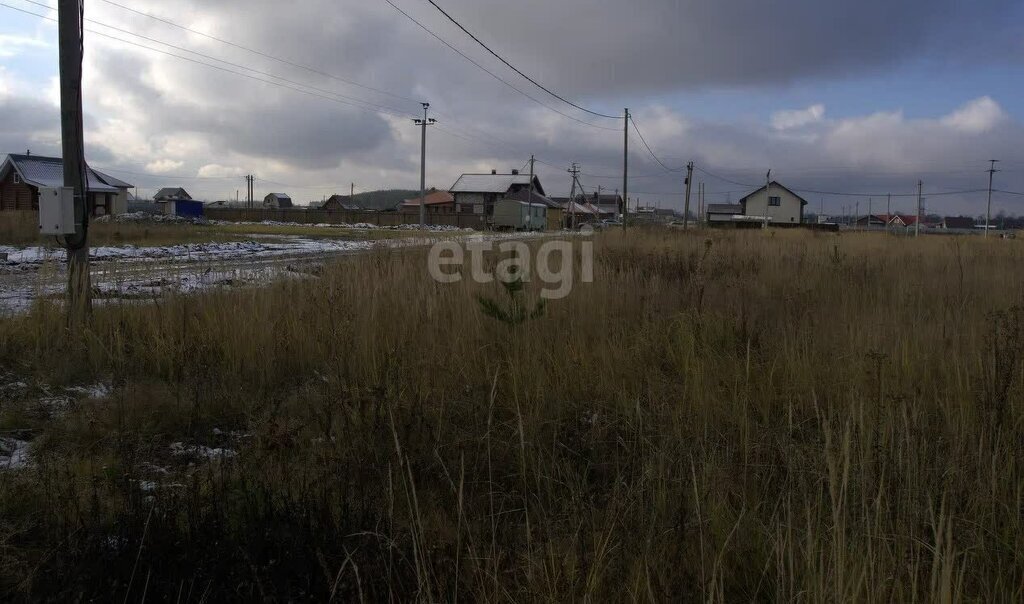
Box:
<box><xmin>414</xmin><ymin>102</ymin><xmax>437</xmax><ymax>229</ymax></box>
<box><xmin>868</xmin><ymin>198</ymin><xmax>872</xmax><ymax>229</ymax></box>
<box><xmin>350</xmin><ymin>182</ymin><xmax>354</xmax><ymax>199</ymax></box>
<box><xmin>855</xmin><ymin>201</ymin><xmax>860</xmax><ymax>230</ymax></box>
<box><xmin>59</xmin><ymin>0</ymin><xmax>90</xmax><ymax>319</ymax></box>
<box><xmin>764</xmin><ymin>170</ymin><xmax>771</xmax><ymax>228</ymax></box>
<box><xmin>528</xmin><ymin>154</ymin><xmax>535</xmax><ymax>230</ymax></box>
<box><xmin>683</xmin><ymin>161</ymin><xmax>694</xmax><ymax>229</ymax></box>
<box><xmin>622</xmin><ymin>108</ymin><xmax>629</xmax><ymax>232</ymax></box>
<box><xmin>567</xmin><ymin>162</ymin><xmax>579</xmax><ymax>229</ymax></box>
<box><xmin>986</xmin><ymin>159</ymin><xmax>1000</xmax><ymax>238</ymax></box>
<box><xmin>886</xmin><ymin>193</ymin><xmax>891</xmax><ymax>228</ymax></box>
<box><xmin>916</xmin><ymin>180</ymin><xmax>923</xmax><ymax>238</ymax></box>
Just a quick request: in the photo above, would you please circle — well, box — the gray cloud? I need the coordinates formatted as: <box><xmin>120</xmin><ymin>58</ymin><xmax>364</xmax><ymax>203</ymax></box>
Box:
<box><xmin>2</xmin><ymin>0</ymin><xmax>1022</xmax><ymax>213</ymax></box>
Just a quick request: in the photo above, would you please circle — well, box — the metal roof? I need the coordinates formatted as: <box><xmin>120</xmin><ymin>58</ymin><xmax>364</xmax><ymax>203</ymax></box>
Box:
<box><xmin>564</xmin><ymin>201</ymin><xmax>597</xmax><ymax>215</ymax></box>
<box><xmin>2</xmin><ymin>154</ymin><xmax>132</xmax><ymax>193</ymax></box>
<box><xmin>449</xmin><ymin>173</ymin><xmax>543</xmax><ymax>195</ymax></box>
<box><xmin>706</xmin><ymin>203</ymin><xmax>742</xmax><ymax>214</ymax></box>
<box><xmin>504</xmin><ymin>189</ymin><xmax>561</xmax><ymax>208</ymax></box>
<box><xmin>265</xmin><ymin>193</ymin><xmax>291</xmax><ymax>200</ymax></box>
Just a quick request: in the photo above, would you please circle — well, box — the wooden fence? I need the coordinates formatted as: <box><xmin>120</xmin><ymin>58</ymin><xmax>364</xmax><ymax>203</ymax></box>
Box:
<box><xmin>204</xmin><ymin>207</ymin><xmax>487</xmax><ymax>229</ymax></box>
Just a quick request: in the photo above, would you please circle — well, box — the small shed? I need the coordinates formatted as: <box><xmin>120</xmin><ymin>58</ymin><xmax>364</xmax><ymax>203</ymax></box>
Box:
<box><xmin>493</xmin><ymin>199</ymin><xmax>546</xmax><ymax>231</ymax></box>
<box><xmin>505</xmin><ymin>189</ymin><xmax>561</xmax><ymax>231</ymax></box>
<box><xmin>169</xmin><ymin>199</ymin><xmax>204</xmax><ymax>218</ymax></box>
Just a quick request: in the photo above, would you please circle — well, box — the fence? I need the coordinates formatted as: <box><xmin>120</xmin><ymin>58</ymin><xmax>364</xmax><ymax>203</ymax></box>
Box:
<box><xmin>204</xmin><ymin>207</ymin><xmax>487</xmax><ymax>229</ymax></box>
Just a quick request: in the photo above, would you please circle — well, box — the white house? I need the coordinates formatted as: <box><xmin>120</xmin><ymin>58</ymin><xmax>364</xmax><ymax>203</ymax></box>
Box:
<box><xmin>737</xmin><ymin>181</ymin><xmax>808</xmax><ymax>225</ymax></box>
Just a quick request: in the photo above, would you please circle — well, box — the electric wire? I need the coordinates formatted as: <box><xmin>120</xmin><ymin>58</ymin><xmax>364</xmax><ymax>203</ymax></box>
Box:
<box><xmin>97</xmin><ymin>0</ymin><xmax>423</xmax><ymax>106</ymax></box>
<box><xmin>421</xmin><ymin>0</ymin><xmax>620</xmax><ymax>120</ymax></box>
<box><xmin>380</xmin><ymin>0</ymin><xmax>619</xmax><ymax>131</ymax></box>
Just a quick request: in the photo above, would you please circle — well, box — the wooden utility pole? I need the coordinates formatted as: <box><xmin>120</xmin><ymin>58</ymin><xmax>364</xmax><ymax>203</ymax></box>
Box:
<box><xmin>886</xmin><ymin>193</ymin><xmax>891</xmax><ymax>228</ymax></box>
<box><xmin>764</xmin><ymin>170</ymin><xmax>771</xmax><ymax>228</ymax></box>
<box><xmin>683</xmin><ymin>161</ymin><xmax>694</xmax><ymax>229</ymax></box>
<box><xmin>622</xmin><ymin>108</ymin><xmax>629</xmax><ymax>232</ymax></box>
<box><xmin>916</xmin><ymin>180</ymin><xmax>923</xmax><ymax>238</ymax></box>
<box><xmin>244</xmin><ymin>175</ymin><xmax>254</xmax><ymax>208</ymax></box>
<box><xmin>414</xmin><ymin>102</ymin><xmax>437</xmax><ymax>229</ymax></box>
<box><xmin>59</xmin><ymin>0</ymin><xmax>90</xmax><ymax>319</ymax></box>
<box><xmin>986</xmin><ymin>159</ymin><xmax>999</xmax><ymax>238</ymax></box>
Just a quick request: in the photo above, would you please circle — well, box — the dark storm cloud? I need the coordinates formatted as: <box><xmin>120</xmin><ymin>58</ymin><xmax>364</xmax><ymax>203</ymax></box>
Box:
<box><xmin>379</xmin><ymin>0</ymin><xmax>1021</xmax><ymax>96</ymax></box>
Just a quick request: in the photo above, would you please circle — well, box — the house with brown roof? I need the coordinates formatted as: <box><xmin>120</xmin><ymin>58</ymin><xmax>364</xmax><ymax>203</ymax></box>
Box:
<box><xmin>400</xmin><ymin>188</ymin><xmax>455</xmax><ymax>214</ymax></box>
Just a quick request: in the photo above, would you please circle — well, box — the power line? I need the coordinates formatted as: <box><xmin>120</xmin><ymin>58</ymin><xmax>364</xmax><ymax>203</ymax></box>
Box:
<box><xmin>629</xmin><ymin>115</ymin><xmax>685</xmax><ymax>173</ymax></box>
<box><xmin>14</xmin><ymin>0</ymin><xmax>419</xmax><ymax>118</ymax></box>
<box><xmin>381</xmin><ymin>0</ymin><xmax>618</xmax><ymax>131</ymax></box>
<box><xmin>0</xmin><ymin>3</ymin><xmax>424</xmax><ymax>120</ymax></box>
<box><xmin>96</xmin><ymin>0</ymin><xmax>422</xmax><ymax>106</ymax></box>
<box><xmin>694</xmin><ymin>166</ymin><xmax>759</xmax><ymax>188</ymax></box>
<box><xmin>421</xmin><ymin>0</ymin><xmax>620</xmax><ymax>120</ymax></box>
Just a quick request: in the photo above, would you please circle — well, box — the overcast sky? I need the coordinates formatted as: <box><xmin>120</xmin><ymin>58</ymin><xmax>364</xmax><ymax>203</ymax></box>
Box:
<box><xmin>1</xmin><ymin>0</ymin><xmax>1024</xmax><ymax>216</ymax></box>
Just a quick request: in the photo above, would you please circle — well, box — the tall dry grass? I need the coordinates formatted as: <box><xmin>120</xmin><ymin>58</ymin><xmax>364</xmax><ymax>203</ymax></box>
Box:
<box><xmin>0</xmin><ymin>228</ymin><xmax>1022</xmax><ymax>601</ymax></box>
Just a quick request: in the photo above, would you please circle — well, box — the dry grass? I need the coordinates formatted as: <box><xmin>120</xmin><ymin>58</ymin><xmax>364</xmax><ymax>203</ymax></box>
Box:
<box><xmin>0</xmin><ymin>228</ymin><xmax>1022</xmax><ymax>601</ymax></box>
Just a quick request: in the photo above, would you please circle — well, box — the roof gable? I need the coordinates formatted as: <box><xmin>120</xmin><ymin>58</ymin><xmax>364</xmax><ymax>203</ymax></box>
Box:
<box><xmin>154</xmin><ymin>187</ymin><xmax>191</xmax><ymax>200</ymax></box>
<box><xmin>738</xmin><ymin>181</ymin><xmax>809</xmax><ymax>206</ymax></box>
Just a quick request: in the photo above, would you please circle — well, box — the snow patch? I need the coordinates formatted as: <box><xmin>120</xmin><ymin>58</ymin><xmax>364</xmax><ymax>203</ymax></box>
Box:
<box><xmin>66</xmin><ymin>382</ymin><xmax>113</xmax><ymax>399</ymax></box>
<box><xmin>0</xmin><ymin>437</ymin><xmax>31</xmax><ymax>470</ymax></box>
<box><xmin>170</xmin><ymin>442</ymin><xmax>237</xmax><ymax>460</ymax></box>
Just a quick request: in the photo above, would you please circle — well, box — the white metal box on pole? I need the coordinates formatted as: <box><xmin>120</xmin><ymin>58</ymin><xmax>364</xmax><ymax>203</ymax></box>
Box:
<box><xmin>38</xmin><ymin>186</ymin><xmax>77</xmax><ymax>235</ymax></box>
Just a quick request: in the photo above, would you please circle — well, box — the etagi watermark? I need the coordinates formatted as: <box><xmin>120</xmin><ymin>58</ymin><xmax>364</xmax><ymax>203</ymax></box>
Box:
<box><xmin>427</xmin><ymin>232</ymin><xmax>594</xmax><ymax>300</ymax></box>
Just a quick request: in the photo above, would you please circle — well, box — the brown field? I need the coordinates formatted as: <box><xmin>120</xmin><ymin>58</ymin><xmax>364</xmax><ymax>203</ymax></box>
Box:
<box><xmin>0</xmin><ymin>228</ymin><xmax>1022</xmax><ymax>601</ymax></box>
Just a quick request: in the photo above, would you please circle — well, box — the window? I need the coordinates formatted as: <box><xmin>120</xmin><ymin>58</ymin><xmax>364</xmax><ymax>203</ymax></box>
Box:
<box><xmin>13</xmin><ymin>173</ymin><xmax>21</xmax><ymax>184</ymax></box>
<box><xmin>769</xmin><ymin>196</ymin><xmax>781</xmax><ymax>207</ymax></box>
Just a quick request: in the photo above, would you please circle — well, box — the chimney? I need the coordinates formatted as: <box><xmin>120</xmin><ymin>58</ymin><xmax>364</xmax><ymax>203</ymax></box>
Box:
<box><xmin>491</xmin><ymin>169</ymin><xmax>497</xmax><ymax>175</ymax></box>
<box><xmin>511</xmin><ymin>169</ymin><xmax>519</xmax><ymax>175</ymax></box>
